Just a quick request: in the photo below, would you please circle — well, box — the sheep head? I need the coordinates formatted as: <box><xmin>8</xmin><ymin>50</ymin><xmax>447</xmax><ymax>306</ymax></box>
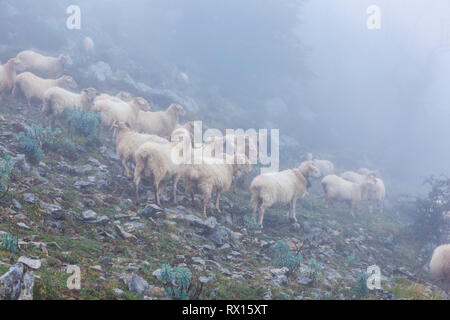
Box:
<box><xmin>81</xmin><ymin>88</ymin><xmax>99</xmax><ymax>104</ymax></box>
<box><xmin>5</xmin><ymin>58</ymin><xmax>25</xmax><ymax>73</ymax></box>
<box><xmin>132</xmin><ymin>97</ymin><xmax>151</xmax><ymax>111</ymax></box>
<box><xmin>169</xmin><ymin>103</ymin><xmax>185</xmax><ymax>116</ymax></box>
<box><xmin>299</xmin><ymin>160</ymin><xmax>321</xmax><ymax>178</ymax></box>
<box><xmin>61</xmin><ymin>76</ymin><xmax>78</xmax><ymax>89</ymax></box>
<box><xmin>59</xmin><ymin>54</ymin><xmax>73</xmax><ymax>66</ymax></box>
<box><xmin>116</xmin><ymin>91</ymin><xmax>133</xmax><ymax>102</ymax></box>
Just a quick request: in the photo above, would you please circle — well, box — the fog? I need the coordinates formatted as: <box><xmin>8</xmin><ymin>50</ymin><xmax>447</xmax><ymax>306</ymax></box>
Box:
<box><xmin>1</xmin><ymin>0</ymin><xmax>449</xmax><ymax>192</ymax></box>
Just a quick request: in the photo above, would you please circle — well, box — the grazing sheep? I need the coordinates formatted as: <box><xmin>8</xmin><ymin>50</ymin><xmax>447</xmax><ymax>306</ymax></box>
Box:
<box><xmin>358</xmin><ymin>168</ymin><xmax>380</xmax><ymax>177</ymax></box>
<box><xmin>82</xmin><ymin>36</ymin><xmax>95</xmax><ymax>57</ymax></box>
<box><xmin>250</xmin><ymin>162</ymin><xmax>321</xmax><ymax>228</ymax></box>
<box><xmin>341</xmin><ymin>171</ymin><xmax>369</xmax><ymax>185</ymax></box>
<box><xmin>133</xmin><ymin>103</ymin><xmax>185</xmax><ymax>138</ymax></box>
<box><xmin>10</xmin><ymin>72</ymin><xmax>77</xmax><ymax>109</ymax></box>
<box><xmin>313</xmin><ymin>158</ymin><xmax>334</xmax><ymax>176</ymax></box>
<box><xmin>111</xmin><ymin>121</ymin><xmax>169</xmax><ymax>178</ymax></box>
<box><xmin>321</xmin><ymin>174</ymin><xmax>377</xmax><ymax>217</ymax></box>
<box><xmin>93</xmin><ymin>97</ymin><xmax>150</xmax><ymax>136</ymax></box>
<box><xmin>182</xmin><ymin>154</ymin><xmax>245</xmax><ymax>218</ymax></box>
<box><xmin>0</xmin><ymin>58</ymin><xmax>24</xmax><ymax>102</ymax></box>
<box><xmin>41</xmin><ymin>87</ymin><xmax>98</xmax><ymax>129</ymax></box>
<box><xmin>170</xmin><ymin>121</ymin><xmax>195</xmax><ymax>146</ymax></box>
<box><xmin>96</xmin><ymin>91</ymin><xmax>134</xmax><ymax>104</ymax></box>
<box><xmin>429</xmin><ymin>244</ymin><xmax>450</xmax><ymax>292</ymax></box>
<box><xmin>134</xmin><ymin>139</ymin><xmax>190</xmax><ymax>206</ymax></box>
<box><xmin>341</xmin><ymin>171</ymin><xmax>386</xmax><ymax>213</ymax></box>
<box><xmin>16</xmin><ymin>50</ymin><xmax>73</xmax><ymax>78</ymax></box>
<box><xmin>367</xmin><ymin>177</ymin><xmax>386</xmax><ymax>213</ymax></box>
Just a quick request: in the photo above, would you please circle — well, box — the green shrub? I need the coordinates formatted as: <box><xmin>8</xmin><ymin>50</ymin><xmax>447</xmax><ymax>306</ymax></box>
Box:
<box><xmin>243</xmin><ymin>214</ymin><xmax>259</xmax><ymax>231</ymax></box>
<box><xmin>1</xmin><ymin>232</ymin><xmax>19</xmax><ymax>253</ymax></box>
<box><xmin>160</xmin><ymin>264</ymin><xmax>193</xmax><ymax>300</ymax></box>
<box><xmin>309</xmin><ymin>258</ymin><xmax>323</xmax><ymax>282</ymax></box>
<box><xmin>15</xmin><ymin>125</ymin><xmax>77</xmax><ymax>162</ymax></box>
<box><xmin>272</xmin><ymin>240</ymin><xmax>302</xmax><ymax>278</ymax></box>
<box><xmin>0</xmin><ymin>155</ymin><xmax>12</xmax><ymax>196</ymax></box>
<box><xmin>355</xmin><ymin>270</ymin><xmax>369</xmax><ymax>298</ymax></box>
<box><xmin>66</xmin><ymin>108</ymin><xmax>100</xmax><ymax>137</ymax></box>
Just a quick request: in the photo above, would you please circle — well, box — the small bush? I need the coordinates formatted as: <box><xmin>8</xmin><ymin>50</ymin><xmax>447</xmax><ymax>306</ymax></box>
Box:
<box><xmin>15</xmin><ymin>125</ymin><xmax>77</xmax><ymax>162</ymax></box>
<box><xmin>309</xmin><ymin>258</ymin><xmax>323</xmax><ymax>282</ymax></box>
<box><xmin>0</xmin><ymin>155</ymin><xmax>12</xmax><ymax>197</ymax></box>
<box><xmin>272</xmin><ymin>240</ymin><xmax>303</xmax><ymax>278</ymax></box>
<box><xmin>160</xmin><ymin>264</ymin><xmax>193</xmax><ymax>300</ymax></box>
<box><xmin>66</xmin><ymin>108</ymin><xmax>100</xmax><ymax>137</ymax></box>
<box><xmin>355</xmin><ymin>270</ymin><xmax>369</xmax><ymax>298</ymax></box>
<box><xmin>243</xmin><ymin>214</ymin><xmax>259</xmax><ymax>232</ymax></box>
<box><xmin>1</xmin><ymin>232</ymin><xmax>19</xmax><ymax>253</ymax></box>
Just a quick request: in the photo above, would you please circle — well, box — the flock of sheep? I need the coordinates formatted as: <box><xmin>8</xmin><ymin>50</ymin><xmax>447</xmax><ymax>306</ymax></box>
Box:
<box><xmin>0</xmin><ymin>46</ymin><xmax>448</xmax><ymax>293</ymax></box>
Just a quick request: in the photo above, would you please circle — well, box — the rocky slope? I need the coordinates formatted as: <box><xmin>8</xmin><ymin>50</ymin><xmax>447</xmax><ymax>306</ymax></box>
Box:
<box><xmin>0</xmin><ymin>99</ymin><xmax>447</xmax><ymax>300</ymax></box>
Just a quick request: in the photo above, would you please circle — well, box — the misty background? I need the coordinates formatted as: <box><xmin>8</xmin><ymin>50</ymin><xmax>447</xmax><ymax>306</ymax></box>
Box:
<box><xmin>1</xmin><ymin>0</ymin><xmax>449</xmax><ymax>195</ymax></box>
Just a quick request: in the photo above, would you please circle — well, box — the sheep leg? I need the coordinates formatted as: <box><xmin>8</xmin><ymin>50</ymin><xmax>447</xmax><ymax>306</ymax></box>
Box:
<box><xmin>134</xmin><ymin>175</ymin><xmax>141</xmax><ymax>203</ymax></box>
<box><xmin>215</xmin><ymin>191</ymin><xmax>221</xmax><ymax>213</ymax></box>
<box><xmin>26</xmin><ymin>96</ymin><xmax>32</xmax><ymax>111</ymax></box>
<box><xmin>7</xmin><ymin>86</ymin><xmax>17</xmax><ymax>107</ymax></box>
<box><xmin>378</xmin><ymin>200</ymin><xmax>383</xmax><ymax>214</ymax></box>
<box><xmin>154</xmin><ymin>181</ymin><xmax>161</xmax><ymax>206</ymax></box>
<box><xmin>289</xmin><ymin>198</ymin><xmax>297</xmax><ymax>222</ymax></box>
<box><xmin>122</xmin><ymin>158</ymin><xmax>132</xmax><ymax>178</ymax></box>
<box><xmin>258</xmin><ymin>204</ymin><xmax>266</xmax><ymax>228</ymax></box>
<box><xmin>324</xmin><ymin>194</ymin><xmax>329</xmax><ymax>208</ymax></box>
<box><xmin>172</xmin><ymin>175</ymin><xmax>180</xmax><ymax>204</ymax></box>
<box><xmin>201</xmin><ymin>194</ymin><xmax>208</xmax><ymax>219</ymax></box>
<box><xmin>350</xmin><ymin>200</ymin><xmax>357</xmax><ymax>217</ymax></box>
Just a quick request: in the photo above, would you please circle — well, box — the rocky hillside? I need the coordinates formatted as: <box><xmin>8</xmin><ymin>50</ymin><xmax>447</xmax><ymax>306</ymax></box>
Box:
<box><xmin>0</xmin><ymin>97</ymin><xmax>448</xmax><ymax>300</ymax></box>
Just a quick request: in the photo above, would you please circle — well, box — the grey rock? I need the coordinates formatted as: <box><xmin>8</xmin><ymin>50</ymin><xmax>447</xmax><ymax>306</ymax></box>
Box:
<box><xmin>23</xmin><ymin>193</ymin><xmax>36</xmax><ymax>204</ymax></box>
<box><xmin>140</xmin><ymin>204</ymin><xmax>163</xmax><ymax>218</ymax></box>
<box><xmin>81</xmin><ymin>210</ymin><xmax>97</xmax><ymax>221</ymax></box>
<box><xmin>208</xmin><ymin>224</ymin><xmax>230</xmax><ymax>246</ymax></box>
<box><xmin>0</xmin><ymin>263</ymin><xmax>23</xmax><ymax>300</ymax></box>
<box><xmin>129</xmin><ymin>273</ymin><xmax>149</xmax><ymax>295</ymax></box>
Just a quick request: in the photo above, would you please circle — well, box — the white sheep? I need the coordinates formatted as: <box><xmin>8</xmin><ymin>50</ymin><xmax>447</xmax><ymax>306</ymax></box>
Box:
<box><xmin>92</xmin><ymin>97</ymin><xmax>150</xmax><ymax>137</ymax></box>
<box><xmin>0</xmin><ymin>58</ymin><xmax>24</xmax><ymax>102</ymax></box>
<box><xmin>170</xmin><ymin>121</ymin><xmax>195</xmax><ymax>146</ymax></box>
<box><xmin>16</xmin><ymin>50</ymin><xmax>73</xmax><ymax>78</ymax></box>
<box><xmin>134</xmin><ymin>139</ymin><xmax>190</xmax><ymax>206</ymax></box>
<box><xmin>429</xmin><ymin>244</ymin><xmax>450</xmax><ymax>292</ymax></box>
<box><xmin>341</xmin><ymin>171</ymin><xmax>386</xmax><ymax>213</ymax></box>
<box><xmin>313</xmin><ymin>158</ymin><xmax>334</xmax><ymax>176</ymax></box>
<box><xmin>182</xmin><ymin>154</ymin><xmax>245</xmax><ymax>218</ymax></box>
<box><xmin>133</xmin><ymin>103</ymin><xmax>185</xmax><ymax>138</ymax></box>
<box><xmin>250</xmin><ymin>161</ymin><xmax>321</xmax><ymax>228</ymax></box>
<box><xmin>82</xmin><ymin>36</ymin><xmax>95</xmax><ymax>58</ymax></box>
<box><xmin>358</xmin><ymin>168</ymin><xmax>380</xmax><ymax>177</ymax></box>
<box><xmin>111</xmin><ymin>121</ymin><xmax>169</xmax><ymax>178</ymax></box>
<box><xmin>321</xmin><ymin>174</ymin><xmax>377</xmax><ymax>217</ymax></box>
<box><xmin>41</xmin><ymin>87</ymin><xmax>98</xmax><ymax>129</ymax></box>
<box><xmin>10</xmin><ymin>72</ymin><xmax>77</xmax><ymax>109</ymax></box>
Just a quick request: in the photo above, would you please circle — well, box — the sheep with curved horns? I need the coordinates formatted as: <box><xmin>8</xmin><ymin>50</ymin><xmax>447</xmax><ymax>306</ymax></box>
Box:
<box><xmin>250</xmin><ymin>161</ymin><xmax>321</xmax><ymax>228</ymax></box>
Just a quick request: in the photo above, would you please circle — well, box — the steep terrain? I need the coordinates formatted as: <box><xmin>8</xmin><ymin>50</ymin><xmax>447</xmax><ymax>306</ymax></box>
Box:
<box><xmin>0</xmin><ymin>98</ymin><xmax>447</xmax><ymax>300</ymax></box>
